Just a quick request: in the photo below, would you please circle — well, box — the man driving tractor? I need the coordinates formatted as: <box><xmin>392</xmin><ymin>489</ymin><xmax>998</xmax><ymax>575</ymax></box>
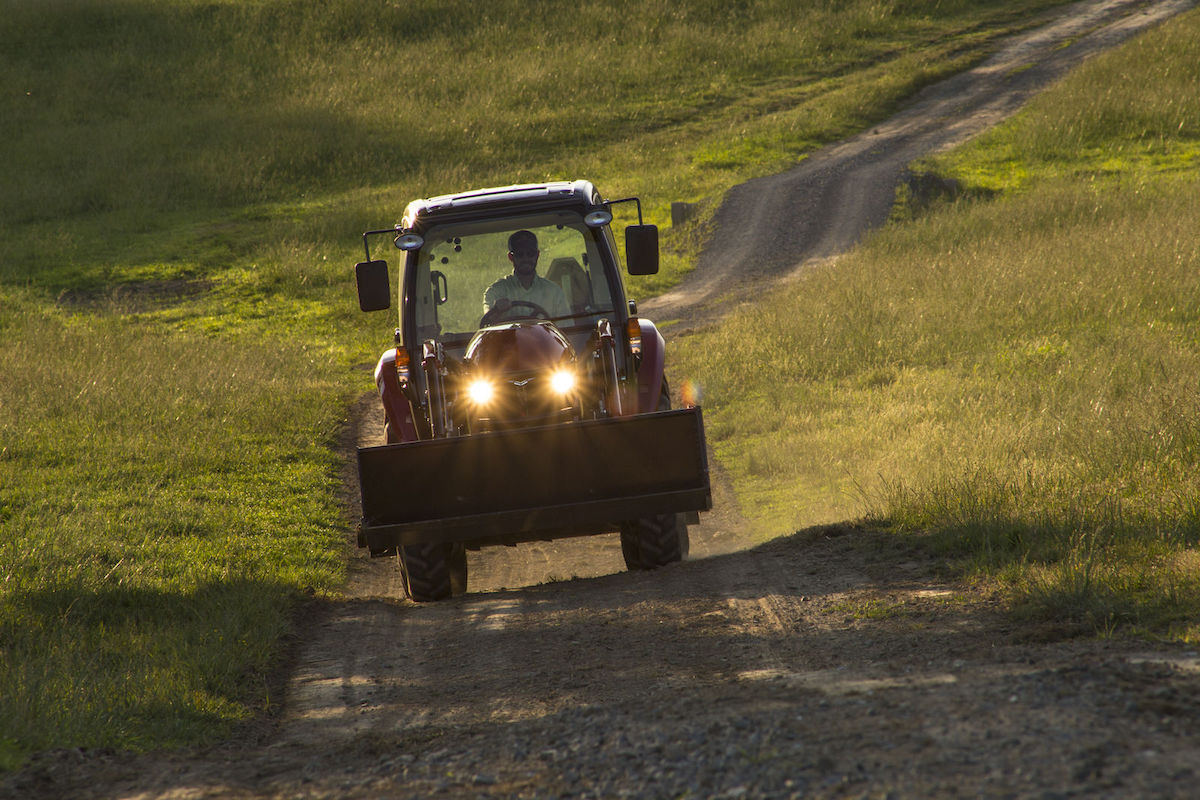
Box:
<box><xmin>482</xmin><ymin>229</ymin><xmax>570</xmax><ymax>321</ymax></box>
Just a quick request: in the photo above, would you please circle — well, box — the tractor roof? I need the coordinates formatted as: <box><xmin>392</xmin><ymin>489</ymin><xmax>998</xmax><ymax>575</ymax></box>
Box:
<box><xmin>401</xmin><ymin>180</ymin><xmax>600</xmax><ymax>229</ymax></box>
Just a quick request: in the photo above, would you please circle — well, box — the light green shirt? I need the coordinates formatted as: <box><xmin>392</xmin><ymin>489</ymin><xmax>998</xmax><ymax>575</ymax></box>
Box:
<box><xmin>483</xmin><ymin>274</ymin><xmax>570</xmax><ymax>318</ymax></box>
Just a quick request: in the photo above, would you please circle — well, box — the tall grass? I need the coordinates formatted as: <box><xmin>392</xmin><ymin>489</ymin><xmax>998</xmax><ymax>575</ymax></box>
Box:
<box><xmin>4</xmin><ymin>0</ymin><xmax>905</xmax><ymax>222</ymax></box>
<box><xmin>0</xmin><ymin>297</ymin><xmax>349</xmax><ymax>766</ymax></box>
<box><xmin>1</xmin><ymin>0</ymin><xmax>1069</xmax><ymax>292</ymax></box>
<box><xmin>928</xmin><ymin>1</ymin><xmax>1200</xmax><ymax>190</ymax></box>
<box><xmin>0</xmin><ymin>0</ymin><xmax>1078</xmax><ymax>768</ymax></box>
<box><xmin>675</xmin><ymin>7</ymin><xmax>1200</xmax><ymax>640</ymax></box>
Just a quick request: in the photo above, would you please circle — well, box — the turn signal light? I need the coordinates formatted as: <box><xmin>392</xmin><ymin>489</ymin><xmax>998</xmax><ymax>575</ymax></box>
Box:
<box><xmin>395</xmin><ymin>346</ymin><xmax>410</xmax><ymax>383</ymax></box>
<box><xmin>626</xmin><ymin>317</ymin><xmax>642</xmax><ymax>355</ymax></box>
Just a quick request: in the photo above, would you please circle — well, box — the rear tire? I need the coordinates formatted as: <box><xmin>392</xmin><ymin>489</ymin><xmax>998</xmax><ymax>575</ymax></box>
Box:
<box><xmin>398</xmin><ymin>542</ymin><xmax>453</xmax><ymax>602</ymax></box>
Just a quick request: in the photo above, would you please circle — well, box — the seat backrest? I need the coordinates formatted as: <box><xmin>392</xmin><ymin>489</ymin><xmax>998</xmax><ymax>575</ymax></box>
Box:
<box><xmin>546</xmin><ymin>257</ymin><xmax>593</xmax><ymax>313</ymax></box>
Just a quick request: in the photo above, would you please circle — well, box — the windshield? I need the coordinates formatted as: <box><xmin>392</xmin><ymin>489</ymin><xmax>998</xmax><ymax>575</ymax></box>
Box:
<box><xmin>403</xmin><ymin>210</ymin><xmax>616</xmax><ymax>349</ymax></box>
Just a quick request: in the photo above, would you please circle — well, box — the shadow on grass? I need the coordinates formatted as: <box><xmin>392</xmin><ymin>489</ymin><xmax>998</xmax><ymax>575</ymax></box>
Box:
<box><xmin>870</xmin><ymin>510</ymin><xmax>1200</xmax><ymax>640</ymax></box>
<box><xmin>1</xmin><ymin>578</ymin><xmax>303</xmax><ymax>767</ymax></box>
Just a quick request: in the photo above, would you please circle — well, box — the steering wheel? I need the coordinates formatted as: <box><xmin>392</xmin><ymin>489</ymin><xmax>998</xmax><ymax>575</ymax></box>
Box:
<box><xmin>480</xmin><ymin>299</ymin><xmax>551</xmax><ymax>327</ymax></box>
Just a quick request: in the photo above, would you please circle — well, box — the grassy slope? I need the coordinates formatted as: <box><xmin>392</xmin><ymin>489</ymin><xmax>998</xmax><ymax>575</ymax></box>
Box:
<box><xmin>0</xmin><ymin>0</ymin><xmax>1078</xmax><ymax>768</ymax></box>
<box><xmin>675</xmin><ymin>7</ymin><xmax>1200</xmax><ymax>640</ymax></box>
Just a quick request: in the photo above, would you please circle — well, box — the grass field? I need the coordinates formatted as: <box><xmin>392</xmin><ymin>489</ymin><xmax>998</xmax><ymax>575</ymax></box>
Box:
<box><xmin>675</xmin><ymin>6</ymin><xmax>1200</xmax><ymax>641</ymax></box>
<box><xmin>0</xmin><ymin>0</ymin><xmax>1137</xmax><ymax>769</ymax></box>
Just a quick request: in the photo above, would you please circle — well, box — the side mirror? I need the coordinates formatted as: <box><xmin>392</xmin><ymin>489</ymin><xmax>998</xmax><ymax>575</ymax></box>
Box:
<box><xmin>355</xmin><ymin>260</ymin><xmax>391</xmax><ymax>312</ymax></box>
<box><xmin>625</xmin><ymin>224</ymin><xmax>659</xmax><ymax>276</ymax></box>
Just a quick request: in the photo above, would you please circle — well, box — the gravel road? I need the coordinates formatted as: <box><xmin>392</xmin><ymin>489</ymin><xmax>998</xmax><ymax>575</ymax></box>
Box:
<box><xmin>6</xmin><ymin>2</ymin><xmax>1199</xmax><ymax>798</ymax></box>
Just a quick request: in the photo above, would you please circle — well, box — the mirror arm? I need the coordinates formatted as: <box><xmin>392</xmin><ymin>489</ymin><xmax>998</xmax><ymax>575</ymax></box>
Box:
<box><xmin>360</xmin><ymin>225</ymin><xmax>409</xmax><ymax>262</ymax></box>
<box><xmin>603</xmin><ymin>196</ymin><xmax>645</xmax><ymax>225</ymax></box>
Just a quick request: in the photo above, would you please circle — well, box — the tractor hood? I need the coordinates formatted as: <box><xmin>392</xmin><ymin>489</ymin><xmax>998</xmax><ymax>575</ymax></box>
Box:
<box><xmin>465</xmin><ymin>321</ymin><xmax>575</xmax><ymax>374</ymax></box>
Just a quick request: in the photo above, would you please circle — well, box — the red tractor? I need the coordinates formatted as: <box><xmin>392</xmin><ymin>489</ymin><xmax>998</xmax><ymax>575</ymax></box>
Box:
<box><xmin>354</xmin><ymin>181</ymin><xmax>710</xmax><ymax>601</ymax></box>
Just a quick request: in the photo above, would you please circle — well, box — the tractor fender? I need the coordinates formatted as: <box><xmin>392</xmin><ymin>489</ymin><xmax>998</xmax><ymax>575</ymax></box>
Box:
<box><xmin>374</xmin><ymin>349</ymin><xmax>420</xmax><ymax>443</ymax></box>
<box><xmin>634</xmin><ymin>318</ymin><xmax>666</xmax><ymax>414</ymax></box>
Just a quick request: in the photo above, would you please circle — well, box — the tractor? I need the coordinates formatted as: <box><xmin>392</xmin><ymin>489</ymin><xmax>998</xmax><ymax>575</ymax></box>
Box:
<box><xmin>354</xmin><ymin>181</ymin><xmax>711</xmax><ymax>601</ymax></box>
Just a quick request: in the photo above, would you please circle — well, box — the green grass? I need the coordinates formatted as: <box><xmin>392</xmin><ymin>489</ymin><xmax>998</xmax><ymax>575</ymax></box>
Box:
<box><xmin>1</xmin><ymin>0</ymin><xmax>1070</xmax><ymax>294</ymax></box>
<box><xmin>0</xmin><ymin>297</ymin><xmax>350</xmax><ymax>767</ymax></box>
<box><xmin>674</xmin><ymin>7</ymin><xmax>1200</xmax><ymax>642</ymax></box>
<box><xmin>0</xmin><ymin>0</ymin><xmax>1082</xmax><ymax>769</ymax></box>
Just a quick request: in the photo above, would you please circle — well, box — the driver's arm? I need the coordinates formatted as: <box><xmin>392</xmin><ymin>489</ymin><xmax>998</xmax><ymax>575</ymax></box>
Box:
<box><xmin>483</xmin><ymin>282</ymin><xmax>511</xmax><ymax>314</ymax></box>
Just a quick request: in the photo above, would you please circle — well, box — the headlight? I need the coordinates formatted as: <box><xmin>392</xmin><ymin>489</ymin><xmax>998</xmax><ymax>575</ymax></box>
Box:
<box><xmin>467</xmin><ymin>378</ymin><xmax>495</xmax><ymax>406</ymax></box>
<box><xmin>549</xmin><ymin>369</ymin><xmax>576</xmax><ymax>396</ymax></box>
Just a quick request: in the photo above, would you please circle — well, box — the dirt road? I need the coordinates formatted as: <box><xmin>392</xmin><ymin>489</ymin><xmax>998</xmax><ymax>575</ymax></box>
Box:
<box><xmin>6</xmin><ymin>1</ymin><xmax>1199</xmax><ymax>798</ymax></box>
<box><xmin>643</xmin><ymin>0</ymin><xmax>1198</xmax><ymax>324</ymax></box>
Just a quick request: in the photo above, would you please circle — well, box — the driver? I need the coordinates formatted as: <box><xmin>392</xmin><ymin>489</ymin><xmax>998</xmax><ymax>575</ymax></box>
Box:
<box><xmin>482</xmin><ymin>230</ymin><xmax>570</xmax><ymax>320</ymax></box>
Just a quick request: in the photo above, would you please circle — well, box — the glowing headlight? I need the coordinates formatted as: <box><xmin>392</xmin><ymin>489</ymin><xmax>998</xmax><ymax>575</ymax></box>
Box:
<box><xmin>467</xmin><ymin>378</ymin><xmax>495</xmax><ymax>406</ymax></box>
<box><xmin>549</xmin><ymin>369</ymin><xmax>576</xmax><ymax>396</ymax></box>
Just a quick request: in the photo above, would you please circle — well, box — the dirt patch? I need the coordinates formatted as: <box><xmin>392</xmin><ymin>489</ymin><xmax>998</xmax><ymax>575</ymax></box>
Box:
<box><xmin>55</xmin><ymin>278</ymin><xmax>214</xmax><ymax>313</ymax></box>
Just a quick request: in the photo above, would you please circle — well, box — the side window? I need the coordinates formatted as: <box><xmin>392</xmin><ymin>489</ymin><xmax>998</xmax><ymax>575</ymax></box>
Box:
<box><xmin>585</xmin><ymin>235</ymin><xmax>613</xmax><ymax>311</ymax></box>
<box><xmin>409</xmin><ymin>256</ymin><xmax>440</xmax><ymax>343</ymax></box>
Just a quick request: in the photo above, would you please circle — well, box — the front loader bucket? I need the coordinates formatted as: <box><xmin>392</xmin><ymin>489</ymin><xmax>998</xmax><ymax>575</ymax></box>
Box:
<box><xmin>358</xmin><ymin>407</ymin><xmax>710</xmax><ymax>550</ymax></box>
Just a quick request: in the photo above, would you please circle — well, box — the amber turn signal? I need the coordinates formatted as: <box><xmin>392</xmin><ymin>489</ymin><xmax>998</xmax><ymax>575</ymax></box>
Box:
<box><xmin>626</xmin><ymin>317</ymin><xmax>642</xmax><ymax>355</ymax></box>
<box><xmin>395</xmin><ymin>346</ymin><xmax>410</xmax><ymax>382</ymax></box>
